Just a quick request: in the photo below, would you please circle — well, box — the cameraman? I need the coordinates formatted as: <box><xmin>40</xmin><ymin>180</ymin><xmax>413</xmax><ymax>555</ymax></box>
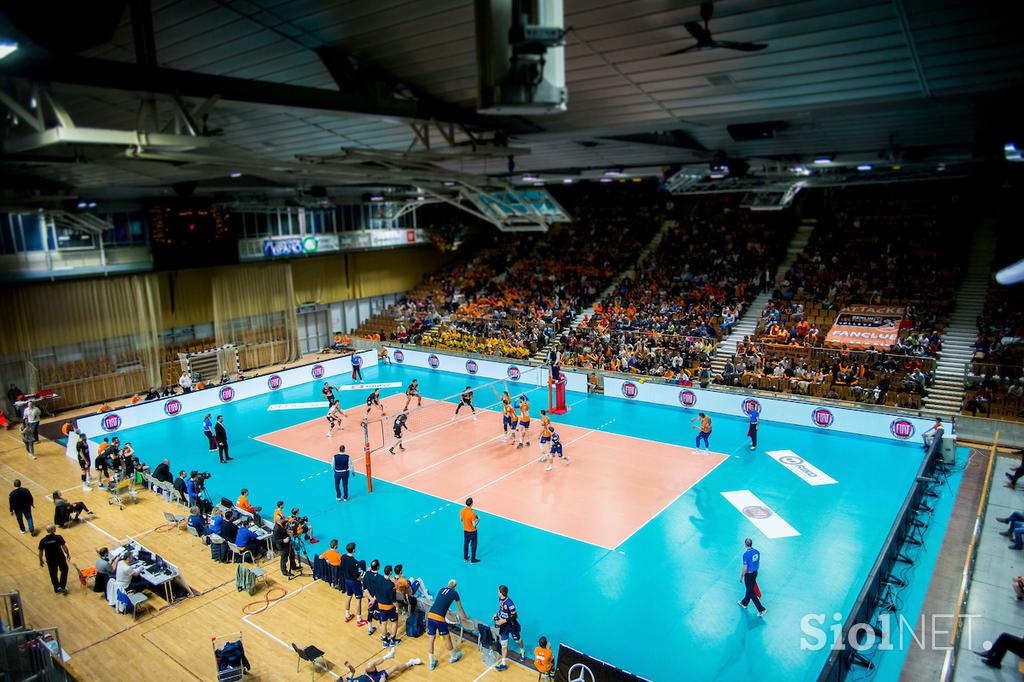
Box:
<box><xmin>272</xmin><ymin>511</ymin><xmax>300</xmax><ymax>578</ymax></box>
<box><xmin>287</xmin><ymin>507</ymin><xmax>316</xmax><ymax>545</ymax></box>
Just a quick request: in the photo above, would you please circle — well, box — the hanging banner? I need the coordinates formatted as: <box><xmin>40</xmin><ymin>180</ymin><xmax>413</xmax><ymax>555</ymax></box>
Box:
<box><xmin>823</xmin><ymin>304</ymin><xmax>906</xmax><ymax>349</ymax></box>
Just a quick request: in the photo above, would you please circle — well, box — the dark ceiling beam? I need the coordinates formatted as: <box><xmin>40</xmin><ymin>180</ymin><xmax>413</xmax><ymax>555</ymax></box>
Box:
<box><xmin>0</xmin><ymin>55</ymin><xmax>537</xmax><ymax>134</ymax></box>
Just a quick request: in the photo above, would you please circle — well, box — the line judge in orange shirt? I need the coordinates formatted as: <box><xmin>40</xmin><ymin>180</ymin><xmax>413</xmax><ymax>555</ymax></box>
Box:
<box><xmin>460</xmin><ymin>498</ymin><xmax>480</xmax><ymax>564</ymax></box>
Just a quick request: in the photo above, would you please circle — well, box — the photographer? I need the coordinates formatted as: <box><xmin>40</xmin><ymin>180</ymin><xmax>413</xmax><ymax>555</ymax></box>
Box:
<box><xmin>272</xmin><ymin>511</ymin><xmax>300</xmax><ymax>578</ymax></box>
<box><xmin>287</xmin><ymin>507</ymin><xmax>316</xmax><ymax>545</ymax></box>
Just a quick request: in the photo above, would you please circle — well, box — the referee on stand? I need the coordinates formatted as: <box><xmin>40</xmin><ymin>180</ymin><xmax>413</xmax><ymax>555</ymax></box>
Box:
<box><xmin>334</xmin><ymin>445</ymin><xmax>351</xmax><ymax>501</ymax></box>
<box><xmin>737</xmin><ymin>538</ymin><xmax>766</xmax><ymax>616</ymax></box>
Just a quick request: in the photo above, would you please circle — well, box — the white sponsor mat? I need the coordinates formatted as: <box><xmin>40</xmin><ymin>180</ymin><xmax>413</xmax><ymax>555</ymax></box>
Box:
<box><xmin>765</xmin><ymin>450</ymin><xmax>837</xmax><ymax>486</ymax></box>
<box><xmin>721</xmin><ymin>490</ymin><xmax>800</xmax><ymax>539</ymax></box>
<box><xmin>334</xmin><ymin>382</ymin><xmax>401</xmax><ymax>391</ymax></box>
<box><xmin>267</xmin><ymin>402</ymin><xmax>329</xmax><ymax>411</ymax></box>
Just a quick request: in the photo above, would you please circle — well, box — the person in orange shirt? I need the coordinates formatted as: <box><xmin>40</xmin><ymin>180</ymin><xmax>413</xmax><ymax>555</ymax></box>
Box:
<box><xmin>691</xmin><ymin>412</ymin><xmax>713</xmax><ymax>449</ymax></box>
<box><xmin>236</xmin><ymin>488</ymin><xmax>255</xmax><ymax>514</ymax></box>
<box><xmin>517</xmin><ymin>396</ymin><xmax>531</xmax><ymax>449</ymax></box>
<box><xmin>320</xmin><ymin>539</ymin><xmax>342</xmax><ymax>567</ymax></box>
<box><xmin>534</xmin><ymin>636</ymin><xmax>555</xmax><ymax>678</ymax></box>
<box><xmin>60</xmin><ymin>421</ymin><xmax>73</xmax><ymax>436</ymax></box>
<box><xmin>460</xmin><ymin>498</ymin><xmax>479</xmax><ymax>564</ymax></box>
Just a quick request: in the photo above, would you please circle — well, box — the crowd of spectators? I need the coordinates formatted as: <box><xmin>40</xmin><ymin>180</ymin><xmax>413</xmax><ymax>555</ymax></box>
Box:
<box><xmin>419</xmin><ymin>187</ymin><xmax>666</xmax><ymax>358</ymax></box>
<box><xmin>559</xmin><ymin>196</ymin><xmax>794</xmax><ymax>378</ymax></box>
<box><xmin>965</xmin><ymin>218</ymin><xmax>1024</xmax><ymax>420</ymax></box>
<box><xmin>723</xmin><ymin>183</ymin><xmax>966</xmax><ymax>404</ymax></box>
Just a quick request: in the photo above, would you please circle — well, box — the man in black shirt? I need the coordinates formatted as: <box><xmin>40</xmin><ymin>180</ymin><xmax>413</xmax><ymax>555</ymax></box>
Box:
<box><xmin>152</xmin><ymin>459</ymin><xmax>173</xmax><ymax>484</ymax></box>
<box><xmin>38</xmin><ymin>524</ymin><xmax>71</xmax><ymax>594</ymax></box>
<box><xmin>219</xmin><ymin>511</ymin><xmax>239</xmax><ymax>544</ymax></box>
<box><xmin>172</xmin><ymin>471</ymin><xmax>188</xmax><ymax>502</ymax></box>
<box><xmin>9</xmin><ymin>479</ymin><xmax>35</xmax><ymax>536</ymax></box>
<box><xmin>272</xmin><ymin>514</ymin><xmax>299</xmax><ymax>577</ymax></box>
<box><xmin>215</xmin><ymin>416</ymin><xmax>232</xmax><ymax>463</ymax></box>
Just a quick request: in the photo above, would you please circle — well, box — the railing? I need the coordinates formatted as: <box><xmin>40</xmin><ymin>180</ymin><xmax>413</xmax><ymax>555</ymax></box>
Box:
<box><xmin>939</xmin><ymin>433</ymin><xmax>999</xmax><ymax>682</ymax></box>
<box><xmin>818</xmin><ymin>436</ymin><xmax>947</xmax><ymax>681</ymax></box>
<box><xmin>39</xmin><ymin>340</ymin><xmax>295</xmax><ymax>411</ymax></box>
<box><xmin>965</xmin><ymin>360</ymin><xmax>1024</xmax><ymax>383</ymax></box>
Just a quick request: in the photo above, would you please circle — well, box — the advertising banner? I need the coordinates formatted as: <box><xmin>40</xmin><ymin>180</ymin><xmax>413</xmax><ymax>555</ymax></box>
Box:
<box><xmin>824</xmin><ymin>304</ymin><xmax>906</xmax><ymax>349</ymax></box>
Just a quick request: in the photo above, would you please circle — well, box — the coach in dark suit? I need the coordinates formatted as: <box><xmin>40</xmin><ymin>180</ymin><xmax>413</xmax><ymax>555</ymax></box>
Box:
<box><xmin>215</xmin><ymin>416</ymin><xmax>232</xmax><ymax>463</ymax></box>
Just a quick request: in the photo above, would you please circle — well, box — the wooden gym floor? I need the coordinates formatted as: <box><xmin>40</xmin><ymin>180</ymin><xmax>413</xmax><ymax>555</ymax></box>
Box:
<box><xmin>0</xmin><ymin>424</ymin><xmax>535</xmax><ymax>682</ymax></box>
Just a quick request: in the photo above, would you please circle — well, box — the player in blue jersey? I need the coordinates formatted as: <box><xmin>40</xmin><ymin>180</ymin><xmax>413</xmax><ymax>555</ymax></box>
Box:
<box><xmin>494</xmin><ymin>585</ymin><xmax>525</xmax><ymax>670</ymax></box>
<box><xmin>343</xmin><ymin>654</ymin><xmax>421</xmax><ymax>682</ymax></box>
<box><xmin>426</xmin><ymin>579</ymin><xmax>470</xmax><ymax>671</ymax></box>
<box><xmin>545</xmin><ymin>430</ymin><xmax>569</xmax><ymax>471</ymax></box>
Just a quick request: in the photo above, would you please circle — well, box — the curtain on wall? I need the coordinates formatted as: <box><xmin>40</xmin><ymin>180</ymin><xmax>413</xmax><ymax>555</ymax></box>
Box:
<box><xmin>3</xmin><ymin>274</ymin><xmax>165</xmax><ymax>387</ymax></box>
<box><xmin>211</xmin><ymin>262</ymin><xmax>299</xmax><ymax>363</ymax></box>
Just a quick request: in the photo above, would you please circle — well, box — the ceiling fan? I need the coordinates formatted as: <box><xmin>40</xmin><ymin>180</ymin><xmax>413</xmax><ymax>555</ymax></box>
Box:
<box><xmin>664</xmin><ymin>2</ymin><xmax>768</xmax><ymax>55</ymax></box>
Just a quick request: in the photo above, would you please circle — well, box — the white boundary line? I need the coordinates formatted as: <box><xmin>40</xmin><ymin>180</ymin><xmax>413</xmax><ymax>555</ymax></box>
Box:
<box><xmin>455</xmin><ymin>419</ymin><xmax>615</xmax><ymax>501</ymax></box>
<box><xmin>393</xmin><ymin>434</ymin><xmax>506</xmax><ymax>484</ymax></box>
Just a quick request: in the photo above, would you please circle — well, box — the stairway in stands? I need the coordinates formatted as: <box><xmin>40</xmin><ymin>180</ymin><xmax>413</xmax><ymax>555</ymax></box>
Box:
<box><xmin>530</xmin><ymin>218</ymin><xmax>677</xmax><ymax>362</ymax></box>
<box><xmin>921</xmin><ymin>222</ymin><xmax>996</xmax><ymax>417</ymax></box>
<box><xmin>710</xmin><ymin>219</ymin><xmax>816</xmax><ymax>374</ymax></box>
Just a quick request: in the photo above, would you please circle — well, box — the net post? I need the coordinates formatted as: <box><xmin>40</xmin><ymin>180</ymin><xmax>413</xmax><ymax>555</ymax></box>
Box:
<box><xmin>362</xmin><ymin>418</ymin><xmax>374</xmax><ymax>493</ymax></box>
<box><xmin>548</xmin><ymin>375</ymin><xmax>554</xmax><ymax>412</ymax></box>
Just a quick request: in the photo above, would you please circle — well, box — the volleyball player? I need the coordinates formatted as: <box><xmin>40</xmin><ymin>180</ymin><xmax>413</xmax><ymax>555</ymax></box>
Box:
<box><xmin>326</xmin><ymin>402</ymin><xmax>346</xmax><ymax>437</ymax></box>
<box><xmin>491</xmin><ymin>386</ymin><xmax>513</xmax><ymax>441</ymax></box>
<box><xmin>691</xmin><ymin>412</ymin><xmax>713</xmax><ymax>450</ymax></box>
<box><xmin>506</xmin><ymin>403</ymin><xmax>519</xmax><ymax>445</ymax></box>
<box><xmin>537</xmin><ymin>410</ymin><xmax>551</xmax><ymax>458</ymax></box>
<box><xmin>493</xmin><ymin>585</ymin><xmax>524</xmax><ymax>671</ymax></box>
<box><xmin>453</xmin><ymin>386</ymin><xmax>476</xmax><ymax>420</ymax></box>
<box><xmin>546</xmin><ymin>430</ymin><xmax>569</xmax><ymax>470</ymax></box>
<box><xmin>517</xmin><ymin>395</ymin><xmax>531</xmax><ymax>449</ymax></box>
<box><xmin>403</xmin><ymin>379</ymin><xmax>421</xmax><ymax>410</ymax></box>
<box><xmin>365</xmin><ymin>388</ymin><xmax>385</xmax><ymax>417</ymax></box>
<box><xmin>323</xmin><ymin>382</ymin><xmax>339</xmax><ymax>407</ymax></box>
<box><xmin>343</xmin><ymin>655</ymin><xmax>421</xmax><ymax>682</ymax></box>
<box><xmin>389</xmin><ymin>410</ymin><xmax>409</xmax><ymax>454</ymax></box>
<box><xmin>426</xmin><ymin>579</ymin><xmax>469</xmax><ymax>670</ymax></box>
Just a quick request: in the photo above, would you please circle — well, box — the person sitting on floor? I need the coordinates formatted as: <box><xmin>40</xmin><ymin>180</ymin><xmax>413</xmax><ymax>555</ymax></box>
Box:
<box><xmin>52</xmin><ymin>490</ymin><xmax>94</xmax><ymax>527</ymax></box>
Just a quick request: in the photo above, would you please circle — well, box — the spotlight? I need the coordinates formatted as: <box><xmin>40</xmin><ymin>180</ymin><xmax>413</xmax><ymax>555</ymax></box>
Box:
<box><xmin>0</xmin><ymin>42</ymin><xmax>18</xmax><ymax>61</ymax></box>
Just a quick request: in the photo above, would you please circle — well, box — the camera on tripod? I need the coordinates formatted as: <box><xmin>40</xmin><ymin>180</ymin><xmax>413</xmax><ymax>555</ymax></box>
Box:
<box><xmin>286</xmin><ymin>515</ymin><xmax>309</xmax><ymax>534</ymax></box>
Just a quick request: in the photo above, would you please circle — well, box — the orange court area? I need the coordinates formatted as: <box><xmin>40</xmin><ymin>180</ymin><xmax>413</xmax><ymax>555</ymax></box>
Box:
<box><xmin>257</xmin><ymin>395</ymin><xmax>728</xmax><ymax>549</ymax></box>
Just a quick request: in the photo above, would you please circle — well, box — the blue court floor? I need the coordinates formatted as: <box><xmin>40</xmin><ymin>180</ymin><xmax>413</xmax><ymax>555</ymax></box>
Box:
<box><xmin>95</xmin><ymin>362</ymin><xmax>964</xmax><ymax>681</ymax></box>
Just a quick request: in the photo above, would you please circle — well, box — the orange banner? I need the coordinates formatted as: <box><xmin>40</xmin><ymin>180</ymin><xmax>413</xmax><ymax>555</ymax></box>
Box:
<box><xmin>824</xmin><ymin>305</ymin><xmax>906</xmax><ymax>349</ymax></box>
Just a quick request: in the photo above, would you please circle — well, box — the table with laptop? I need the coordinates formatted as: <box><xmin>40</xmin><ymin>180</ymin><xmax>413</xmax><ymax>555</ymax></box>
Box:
<box><xmin>110</xmin><ymin>540</ymin><xmax>190</xmax><ymax>605</ymax></box>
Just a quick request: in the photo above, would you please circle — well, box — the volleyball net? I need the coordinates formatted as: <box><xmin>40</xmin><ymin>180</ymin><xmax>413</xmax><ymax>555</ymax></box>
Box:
<box><xmin>358</xmin><ymin>365</ymin><xmax>550</xmax><ymax>491</ymax></box>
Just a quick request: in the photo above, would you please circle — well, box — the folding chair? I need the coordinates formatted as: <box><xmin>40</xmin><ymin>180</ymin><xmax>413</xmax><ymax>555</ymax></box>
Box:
<box><xmin>186</xmin><ymin>524</ymin><xmax>204</xmax><ymax>545</ymax></box>
<box><xmin>163</xmin><ymin>511</ymin><xmax>185</xmax><ymax>527</ymax></box>
<box><xmin>291</xmin><ymin>643</ymin><xmax>328</xmax><ymax>680</ymax></box>
<box><xmin>227</xmin><ymin>541</ymin><xmax>255</xmax><ymax>565</ymax></box>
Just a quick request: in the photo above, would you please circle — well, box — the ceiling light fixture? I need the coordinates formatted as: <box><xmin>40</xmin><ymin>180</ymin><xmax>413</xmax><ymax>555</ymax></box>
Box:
<box><xmin>813</xmin><ymin>156</ymin><xmax>834</xmax><ymax>165</ymax></box>
<box><xmin>856</xmin><ymin>164</ymin><xmax>873</xmax><ymax>171</ymax></box>
<box><xmin>229</xmin><ymin>172</ymin><xmax>242</xmax><ymax>178</ymax></box>
<box><xmin>0</xmin><ymin>42</ymin><xmax>18</xmax><ymax>61</ymax></box>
